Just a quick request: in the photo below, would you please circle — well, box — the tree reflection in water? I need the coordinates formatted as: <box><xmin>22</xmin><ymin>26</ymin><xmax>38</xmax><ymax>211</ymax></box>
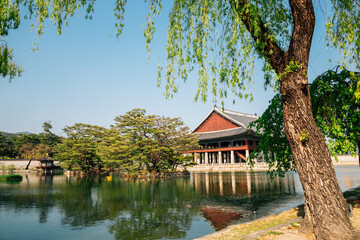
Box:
<box><xmin>0</xmin><ymin>171</ymin><xmax>305</xmax><ymax>239</ymax></box>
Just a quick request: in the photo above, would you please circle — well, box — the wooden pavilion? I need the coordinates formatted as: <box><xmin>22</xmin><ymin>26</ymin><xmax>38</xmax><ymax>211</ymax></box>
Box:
<box><xmin>188</xmin><ymin>106</ymin><xmax>262</xmax><ymax>165</ymax></box>
<box><xmin>36</xmin><ymin>157</ymin><xmax>60</xmax><ymax>170</ymax></box>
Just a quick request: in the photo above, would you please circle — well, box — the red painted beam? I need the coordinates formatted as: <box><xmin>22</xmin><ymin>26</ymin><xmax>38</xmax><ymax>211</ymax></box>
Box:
<box><xmin>187</xmin><ymin>146</ymin><xmax>255</xmax><ymax>153</ymax></box>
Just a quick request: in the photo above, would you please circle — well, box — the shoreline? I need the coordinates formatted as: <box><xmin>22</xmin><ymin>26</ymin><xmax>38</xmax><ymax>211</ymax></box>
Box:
<box><xmin>196</xmin><ymin>186</ymin><xmax>360</xmax><ymax>240</ymax></box>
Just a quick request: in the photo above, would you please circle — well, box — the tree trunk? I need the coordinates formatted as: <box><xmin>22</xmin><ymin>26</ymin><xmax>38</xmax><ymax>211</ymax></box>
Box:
<box><xmin>25</xmin><ymin>159</ymin><xmax>32</xmax><ymax>170</ymax></box>
<box><xmin>281</xmin><ymin>71</ymin><xmax>358</xmax><ymax>239</ymax></box>
<box><xmin>230</xmin><ymin>0</ymin><xmax>360</xmax><ymax>237</ymax></box>
<box><xmin>276</xmin><ymin>1</ymin><xmax>358</xmax><ymax>239</ymax></box>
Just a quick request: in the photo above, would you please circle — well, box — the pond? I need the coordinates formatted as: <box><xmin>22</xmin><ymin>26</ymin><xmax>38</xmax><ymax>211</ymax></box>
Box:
<box><xmin>0</xmin><ymin>166</ymin><xmax>359</xmax><ymax>240</ymax></box>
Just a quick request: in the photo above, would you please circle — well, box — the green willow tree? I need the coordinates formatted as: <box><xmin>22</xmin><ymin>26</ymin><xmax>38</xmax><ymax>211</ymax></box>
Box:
<box><xmin>0</xmin><ymin>0</ymin><xmax>23</xmax><ymax>80</ymax></box>
<box><xmin>3</xmin><ymin>0</ymin><xmax>360</xmax><ymax>238</ymax></box>
<box><xmin>311</xmin><ymin>67</ymin><xmax>360</xmax><ymax>162</ymax></box>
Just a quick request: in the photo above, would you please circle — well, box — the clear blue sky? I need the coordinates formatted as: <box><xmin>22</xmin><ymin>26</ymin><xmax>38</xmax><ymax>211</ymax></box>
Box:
<box><xmin>0</xmin><ymin>1</ymin><xmax>339</xmax><ymax>136</ymax></box>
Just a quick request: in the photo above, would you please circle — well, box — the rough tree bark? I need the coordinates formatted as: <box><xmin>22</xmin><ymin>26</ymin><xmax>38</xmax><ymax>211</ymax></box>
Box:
<box><xmin>230</xmin><ymin>0</ymin><xmax>359</xmax><ymax>239</ymax></box>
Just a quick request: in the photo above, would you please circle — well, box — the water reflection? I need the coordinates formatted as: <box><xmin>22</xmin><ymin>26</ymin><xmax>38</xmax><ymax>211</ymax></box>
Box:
<box><xmin>0</xmin><ymin>173</ymin><xmax>200</xmax><ymax>240</ymax></box>
<box><xmin>0</xmin><ymin>167</ymin><xmax>359</xmax><ymax>240</ymax></box>
<box><xmin>191</xmin><ymin>171</ymin><xmax>299</xmax><ymax>230</ymax></box>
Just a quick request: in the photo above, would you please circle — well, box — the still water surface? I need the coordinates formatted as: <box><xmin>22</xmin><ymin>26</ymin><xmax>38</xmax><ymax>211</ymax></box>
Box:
<box><xmin>0</xmin><ymin>166</ymin><xmax>359</xmax><ymax>240</ymax></box>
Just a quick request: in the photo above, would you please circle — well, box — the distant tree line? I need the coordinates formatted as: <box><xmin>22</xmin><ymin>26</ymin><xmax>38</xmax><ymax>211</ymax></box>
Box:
<box><xmin>1</xmin><ymin>109</ymin><xmax>198</xmax><ymax>174</ymax></box>
<box><xmin>0</xmin><ymin>121</ymin><xmax>61</xmax><ymax>166</ymax></box>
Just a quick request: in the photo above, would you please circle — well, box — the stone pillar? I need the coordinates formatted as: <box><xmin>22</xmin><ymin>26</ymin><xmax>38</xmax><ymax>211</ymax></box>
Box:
<box><xmin>231</xmin><ymin>150</ymin><xmax>235</xmax><ymax>164</ymax></box>
<box><xmin>218</xmin><ymin>151</ymin><xmax>222</xmax><ymax>164</ymax></box>
<box><xmin>194</xmin><ymin>153</ymin><xmax>198</xmax><ymax>164</ymax></box>
<box><xmin>245</xmin><ymin>149</ymin><xmax>250</xmax><ymax>161</ymax></box>
<box><xmin>205</xmin><ymin>152</ymin><xmax>209</xmax><ymax>164</ymax></box>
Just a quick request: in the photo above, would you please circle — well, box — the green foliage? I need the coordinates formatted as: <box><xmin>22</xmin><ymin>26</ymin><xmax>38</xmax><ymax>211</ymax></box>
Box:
<box><xmin>0</xmin><ymin>0</ymin><xmax>23</xmax><ymax>80</ymax></box>
<box><xmin>3</xmin><ymin>0</ymin><xmax>359</xmax><ymax>109</ymax></box>
<box><xmin>38</xmin><ymin>121</ymin><xmax>61</xmax><ymax>148</ymax></box>
<box><xmin>310</xmin><ymin>66</ymin><xmax>360</xmax><ymax>158</ymax></box>
<box><xmin>96</xmin><ymin>128</ymin><xmax>128</xmax><ymax>170</ymax></box>
<box><xmin>326</xmin><ymin>1</ymin><xmax>360</xmax><ymax>69</ymax></box>
<box><xmin>299</xmin><ymin>130</ymin><xmax>309</xmax><ymax>143</ymax></box>
<box><xmin>19</xmin><ymin>143</ymin><xmax>51</xmax><ymax>160</ymax></box>
<box><xmin>112</xmin><ymin>108</ymin><xmax>198</xmax><ymax>173</ymax></box>
<box><xmin>13</xmin><ymin>133</ymin><xmax>41</xmax><ymax>154</ymax></box>
<box><xmin>54</xmin><ymin>123</ymin><xmax>103</xmax><ymax>172</ymax></box>
<box><xmin>0</xmin><ymin>132</ymin><xmax>16</xmax><ymax>158</ymax></box>
<box><xmin>249</xmin><ymin>94</ymin><xmax>294</xmax><ymax>178</ymax></box>
<box><xmin>0</xmin><ymin>174</ymin><xmax>22</xmax><ymax>180</ymax></box>
<box><xmin>251</xmin><ymin>66</ymin><xmax>360</xmax><ymax>176</ymax></box>
<box><xmin>1</xmin><ymin>0</ymin><xmax>94</xmax><ymax>80</ymax></box>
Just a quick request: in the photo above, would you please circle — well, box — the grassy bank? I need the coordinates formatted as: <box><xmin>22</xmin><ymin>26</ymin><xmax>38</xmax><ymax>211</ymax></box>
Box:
<box><xmin>198</xmin><ymin>207</ymin><xmax>302</xmax><ymax>240</ymax></box>
<box><xmin>198</xmin><ymin>186</ymin><xmax>360</xmax><ymax>240</ymax></box>
<box><xmin>0</xmin><ymin>174</ymin><xmax>23</xmax><ymax>181</ymax></box>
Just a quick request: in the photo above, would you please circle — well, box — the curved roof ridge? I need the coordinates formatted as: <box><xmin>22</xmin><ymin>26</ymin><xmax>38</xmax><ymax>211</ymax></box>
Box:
<box><xmin>194</xmin><ymin>127</ymin><xmax>244</xmax><ymax>135</ymax></box>
<box><xmin>214</xmin><ymin>106</ymin><xmax>257</xmax><ymax>118</ymax></box>
<box><xmin>192</xmin><ymin>106</ymin><xmax>258</xmax><ymax>133</ymax></box>
<box><xmin>213</xmin><ymin>107</ymin><xmax>246</xmax><ymax>128</ymax></box>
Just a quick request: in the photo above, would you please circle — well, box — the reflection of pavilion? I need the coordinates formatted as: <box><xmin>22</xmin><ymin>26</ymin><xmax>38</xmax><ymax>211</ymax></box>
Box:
<box><xmin>192</xmin><ymin>172</ymin><xmax>254</xmax><ymax>196</ymax></box>
<box><xmin>192</xmin><ymin>172</ymin><xmax>297</xmax><ymax>196</ymax></box>
<box><xmin>191</xmin><ymin>171</ymin><xmax>298</xmax><ymax>230</ymax></box>
<box><xmin>200</xmin><ymin>205</ymin><xmax>243</xmax><ymax>230</ymax></box>
<box><xmin>188</xmin><ymin>106</ymin><xmax>266</xmax><ymax>168</ymax></box>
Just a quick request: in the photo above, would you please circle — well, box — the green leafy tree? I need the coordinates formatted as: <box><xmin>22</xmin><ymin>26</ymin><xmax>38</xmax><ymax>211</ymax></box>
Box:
<box><xmin>0</xmin><ymin>0</ymin><xmax>23</xmax><ymax>80</ymax></box>
<box><xmin>0</xmin><ymin>132</ymin><xmax>15</xmax><ymax>158</ymax></box>
<box><xmin>19</xmin><ymin>143</ymin><xmax>52</xmax><ymax>169</ymax></box>
<box><xmin>39</xmin><ymin>121</ymin><xmax>61</xmax><ymax>149</ymax></box>
<box><xmin>13</xmin><ymin>133</ymin><xmax>41</xmax><ymax>156</ymax></box>
<box><xmin>4</xmin><ymin>0</ymin><xmax>360</xmax><ymax>238</ymax></box>
<box><xmin>96</xmin><ymin>128</ymin><xmax>128</xmax><ymax>170</ymax></box>
<box><xmin>54</xmin><ymin>123</ymin><xmax>104</xmax><ymax>172</ymax></box>
<box><xmin>249</xmin><ymin>94</ymin><xmax>294</xmax><ymax>178</ymax></box>
<box><xmin>311</xmin><ymin>67</ymin><xmax>360</xmax><ymax>162</ymax></box>
<box><xmin>113</xmin><ymin>109</ymin><xmax>198</xmax><ymax>173</ymax></box>
<box><xmin>250</xmin><ymin>66</ymin><xmax>360</xmax><ymax>174</ymax></box>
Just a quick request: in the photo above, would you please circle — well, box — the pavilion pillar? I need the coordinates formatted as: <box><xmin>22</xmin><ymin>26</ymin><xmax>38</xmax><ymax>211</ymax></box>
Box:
<box><xmin>205</xmin><ymin>152</ymin><xmax>209</xmax><ymax>164</ymax></box>
<box><xmin>230</xmin><ymin>150</ymin><xmax>235</xmax><ymax>164</ymax></box>
<box><xmin>194</xmin><ymin>153</ymin><xmax>198</xmax><ymax>164</ymax></box>
<box><xmin>245</xmin><ymin>149</ymin><xmax>250</xmax><ymax>161</ymax></box>
<box><xmin>218</xmin><ymin>151</ymin><xmax>222</xmax><ymax>164</ymax></box>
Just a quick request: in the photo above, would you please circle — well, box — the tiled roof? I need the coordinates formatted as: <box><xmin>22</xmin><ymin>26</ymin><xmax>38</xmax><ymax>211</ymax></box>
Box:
<box><xmin>192</xmin><ymin>106</ymin><xmax>259</xmax><ymax>141</ymax></box>
<box><xmin>213</xmin><ymin>106</ymin><xmax>258</xmax><ymax>128</ymax></box>
<box><xmin>195</xmin><ymin>127</ymin><xmax>255</xmax><ymax>141</ymax></box>
<box><xmin>193</xmin><ymin>106</ymin><xmax>258</xmax><ymax>133</ymax></box>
